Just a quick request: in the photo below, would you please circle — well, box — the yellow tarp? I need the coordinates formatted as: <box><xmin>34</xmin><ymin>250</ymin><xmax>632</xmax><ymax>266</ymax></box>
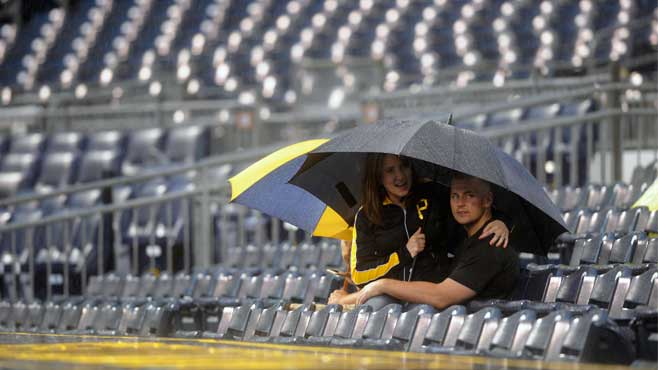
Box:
<box><xmin>633</xmin><ymin>178</ymin><xmax>658</xmax><ymax>211</ymax></box>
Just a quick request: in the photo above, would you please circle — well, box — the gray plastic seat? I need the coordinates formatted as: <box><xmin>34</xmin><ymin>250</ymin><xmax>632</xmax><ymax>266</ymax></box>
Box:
<box><xmin>250</xmin><ymin>301</ymin><xmax>292</xmax><ymax>340</ymax></box>
<box><xmin>522</xmin><ymin>310</ymin><xmax>573</xmax><ymax>360</ymax></box>
<box><xmin>34</xmin><ymin>151</ymin><xmax>78</xmax><ymax>192</ymax></box>
<box><xmin>8</xmin><ymin>133</ymin><xmax>46</xmax><ymax>154</ymax></box>
<box><xmin>76</xmin><ymin>150</ymin><xmax>121</xmax><ymax>183</ymax></box>
<box><xmin>568</xmin><ymin>235</ymin><xmax>604</xmax><ymax>266</ymax></box>
<box><xmin>208</xmin><ymin>301</ymin><xmax>264</xmax><ymax>340</ymax></box>
<box><xmin>558</xmin><ymin>310</ymin><xmax>633</xmax><ymax>363</ymax></box>
<box><xmin>421</xmin><ymin>305</ymin><xmax>467</xmax><ymax>350</ymax></box>
<box><xmin>117</xmin><ymin>303</ymin><xmax>147</xmax><ymax>336</ymax></box>
<box><xmin>426</xmin><ymin>307</ymin><xmax>502</xmax><ymax>355</ymax></box>
<box><xmin>94</xmin><ymin>302</ymin><xmax>124</xmax><ymax>336</ymax></box>
<box><xmin>48</xmin><ymin>132</ymin><xmax>84</xmax><ymax>152</ymax></box>
<box><xmin>86</xmin><ymin>130</ymin><xmax>124</xmax><ymax>151</ymax></box>
<box><xmin>607</xmin><ymin>232</ymin><xmax>643</xmax><ymax>264</ymax></box>
<box><xmin>164</xmin><ymin>125</ymin><xmax>209</xmax><ymax>163</ymax></box>
<box><xmin>140</xmin><ymin>302</ymin><xmax>178</xmax><ymax>337</ymax></box>
<box><xmin>586</xmin><ymin>265</ymin><xmax>632</xmax><ymax>310</ymax></box>
<box><xmin>38</xmin><ymin>301</ymin><xmax>62</xmax><ymax>333</ymax></box>
<box><xmin>485</xmin><ymin>309</ymin><xmax>537</xmax><ymax>358</ymax></box>
<box><xmin>57</xmin><ymin>301</ymin><xmax>83</xmax><ymax>332</ymax></box>
<box><xmin>23</xmin><ymin>301</ymin><xmax>44</xmax><ymax>332</ymax></box>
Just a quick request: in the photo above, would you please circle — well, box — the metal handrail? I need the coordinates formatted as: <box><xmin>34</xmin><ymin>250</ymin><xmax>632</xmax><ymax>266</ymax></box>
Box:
<box><xmin>0</xmin><ymin>139</ymin><xmax>299</xmax><ymax>207</ymax></box>
<box><xmin>0</xmin><ymin>188</ymin><xmax>203</xmax><ymax>233</ymax></box>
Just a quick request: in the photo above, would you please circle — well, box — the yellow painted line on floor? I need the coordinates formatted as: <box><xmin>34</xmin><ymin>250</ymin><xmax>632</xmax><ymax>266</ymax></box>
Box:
<box><xmin>0</xmin><ymin>333</ymin><xmax>641</xmax><ymax>370</ymax></box>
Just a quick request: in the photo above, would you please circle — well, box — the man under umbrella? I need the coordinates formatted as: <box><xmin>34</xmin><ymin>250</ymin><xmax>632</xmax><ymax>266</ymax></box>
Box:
<box><xmin>352</xmin><ymin>172</ymin><xmax>519</xmax><ymax>309</ymax></box>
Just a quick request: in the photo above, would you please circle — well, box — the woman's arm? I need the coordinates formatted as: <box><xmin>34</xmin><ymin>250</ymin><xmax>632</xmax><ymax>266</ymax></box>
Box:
<box><xmin>350</xmin><ymin>211</ymin><xmax>414</xmax><ymax>286</ymax></box>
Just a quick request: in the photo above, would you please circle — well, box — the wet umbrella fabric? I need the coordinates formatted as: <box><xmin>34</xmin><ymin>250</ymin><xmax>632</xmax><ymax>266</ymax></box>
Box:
<box><xmin>290</xmin><ymin>118</ymin><xmax>569</xmax><ymax>255</ymax></box>
<box><xmin>228</xmin><ymin>139</ymin><xmax>352</xmax><ymax>240</ymax></box>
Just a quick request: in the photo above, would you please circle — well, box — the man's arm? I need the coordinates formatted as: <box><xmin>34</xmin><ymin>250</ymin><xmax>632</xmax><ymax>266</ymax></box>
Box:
<box><xmin>355</xmin><ymin>278</ymin><xmax>476</xmax><ymax>310</ymax></box>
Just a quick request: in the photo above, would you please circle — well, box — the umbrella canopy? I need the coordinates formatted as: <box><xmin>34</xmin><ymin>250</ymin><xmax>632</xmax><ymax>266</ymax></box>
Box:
<box><xmin>228</xmin><ymin>139</ymin><xmax>352</xmax><ymax>240</ymax></box>
<box><xmin>290</xmin><ymin>117</ymin><xmax>569</xmax><ymax>255</ymax></box>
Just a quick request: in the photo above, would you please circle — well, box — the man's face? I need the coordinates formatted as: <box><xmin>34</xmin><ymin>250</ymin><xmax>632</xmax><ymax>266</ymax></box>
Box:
<box><xmin>450</xmin><ymin>177</ymin><xmax>492</xmax><ymax>226</ymax></box>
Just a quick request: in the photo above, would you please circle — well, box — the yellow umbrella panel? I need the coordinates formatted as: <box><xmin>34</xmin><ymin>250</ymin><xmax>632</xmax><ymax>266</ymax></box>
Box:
<box><xmin>228</xmin><ymin>139</ymin><xmax>352</xmax><ymax>240</ymax></box>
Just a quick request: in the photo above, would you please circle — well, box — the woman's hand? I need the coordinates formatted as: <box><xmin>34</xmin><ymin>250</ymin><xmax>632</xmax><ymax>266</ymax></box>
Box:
<box><xmin>480</xmin><ymin>220</ymin><xmax>509</xmax><ymax>248</ymax></box>
<box><xmin>355</xmin><ymin>280</ymin><xmax>385</xmax><ymax>306</ymax></box>
<box><xmin>328</xmin><ymin>289</ymin><xmax>349</xmax><ymax>305</ymax></box>
<box><xmin>406</xmin><ymin>228</ymin><xmax>425</xmax><ymax>257</ymax></box>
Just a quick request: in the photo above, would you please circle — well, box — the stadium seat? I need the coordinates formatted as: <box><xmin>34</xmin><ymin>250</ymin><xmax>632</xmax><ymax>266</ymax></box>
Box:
<box><xmin>0</xmin><ymin>153</ymin><xmax>40</xmax><ymax>192</ymax></box>
<box><xmin>67</xmin><ymin>301</ymin><xmax>100</xmax><ymax>334</ymax></box>
<box><xmin>210</xmin><ymin>300</ymin><xmax>267</xmax><ymax>340</ymax></box>
<box><xmin>558</xmin><ymin>310</ymin><xmax>634</xmax><ymax>364</ymax></box>
<box><xmin>164</xmin><ymin>125</ymin><xmax>210</xmax><ymax>163</ymax></box>
<box><xmin>271</xmin><ymin>303</ymin><xmax>318</xmax><ymax>343</ymax></box>
<box><xmin>57</xmin><ymin>301</ymin><xmax>82</xmax><ymax>332</ymax></box>
<box><xmin>47</xmin><ymin>132</ymin><xmax>84</xmax><ymax>153</ymax></box>
<box><xmin>139</xmin><ymin>302</ymin><xmax>178</xmax><ymax>337</ymax></box>
<box><xmin>250</xmin><ymin>301</ymin><xmax>293</xmax><ymax>340</ymax></box>
<box><xmin>483</xmin><ymin>309</ymin><xmax>536</xmax><ymax>358</ymax></box>
<box><xmin>633</xmin><ymin>238</ymin><xmax>658</xmax><ymax>264</ymax></box>
<box><xmin>38</xmin><ymin>301</ymin><xmax>62</xmax><ymax>333</ymax></box>
<box><xmin>305</xmin><ymin>272</ymin><xmax>343</xmax><ymax>304</ymax></box>
<box><xmin>76</xmin><ymin>150</ymin><xmax>122</xmax><ymax>183</ymax></box>
<box><xmin>521</xmin><ymin>310</ymin><xmax>573</xmax><ymax>360</ymax></box>
<box><xmin>8</xmin><ymin>133</ymin><xmax>46</xmax><ymax>155</ymax></box>
<box><xmin>24</xmin><ymin>301</ymin><xmax>44</xmax><ymax>332</ymax></box>
<box><xmin>420</xmin><ymin>305</ymin><xmax>467</xmax><ymax>350</ymax></box>
<box><xmin>86</xmin><ymin>130</ymin><xmax>125</xmax><ymax>152</ymax></box>
<box><xmin>645</xmin><ymin>211</ymin><xmax>658</xmax><ymax>234</ymax></box>
<box><xmin>94</xmin><ymin>302</ymin><xmax>124</xmax><ymax>336</ymax></box>
<box><xmin>119</xmin><ymin>303</ymin><xmax>147</xmax><ymax>336</ymax></box>
<box><xmin>121</xmin><ymin>128</ymin><xmax>166</xmax><ymax>176</ymax></box>
<box><xmin>426</xmin><ymin>307</ymin><xmax>502</xmax><ymax>355</ymax></box>
<box><xmin>34</xmin><ymin>151</ymin><xmax>79</xmax><ymax>192</ymax></box>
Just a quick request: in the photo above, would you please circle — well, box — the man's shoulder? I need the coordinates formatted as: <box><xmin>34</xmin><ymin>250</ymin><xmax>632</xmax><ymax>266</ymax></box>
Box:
<box><xmin>462</xmin><ymin>234</ymin><xmax>518</xmax><ymax>262</ymax></box>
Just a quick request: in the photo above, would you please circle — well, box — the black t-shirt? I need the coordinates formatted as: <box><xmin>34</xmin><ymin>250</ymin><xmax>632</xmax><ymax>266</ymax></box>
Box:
<box><xmin>447</xmin><ymin>219</ymin><xmax>519</xmax><ymax>300</ymax></box>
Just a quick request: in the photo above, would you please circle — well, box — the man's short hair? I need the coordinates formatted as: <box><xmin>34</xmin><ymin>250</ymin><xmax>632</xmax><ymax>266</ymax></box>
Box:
<box><xmin>450</xmin><ymin>172</ymin><xmax>492</xmax><ymax>195</ymax></box>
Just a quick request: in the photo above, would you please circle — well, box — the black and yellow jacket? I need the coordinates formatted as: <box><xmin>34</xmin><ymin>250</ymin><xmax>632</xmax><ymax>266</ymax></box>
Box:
<box><xmin>350</xmin><ymin>182</ymin><xmax>460</xmax><ymax>288</ymax></box>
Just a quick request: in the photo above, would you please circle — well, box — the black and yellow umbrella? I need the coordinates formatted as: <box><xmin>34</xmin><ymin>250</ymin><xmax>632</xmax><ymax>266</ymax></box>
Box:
<box><xmin>228</xmin><ymin>139</ymin><xmax>352</xmax><ymax>240</ymax></box>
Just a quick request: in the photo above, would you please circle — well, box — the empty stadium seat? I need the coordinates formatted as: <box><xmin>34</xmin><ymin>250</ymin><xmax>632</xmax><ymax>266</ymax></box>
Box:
<box><xmin>76</xmin><ymin>150</ymin><xmax>122</xmax><ymax>183</ymax></box>
<box><xmin>164</xmin><ymin>125</ymin><xmax>210</xmax><ymax>163</ymax></box>
<box><xmin>121</xmin><ymin>128</ymin><xmax>166</xmax><ymax>176</ymax></box>
<box><xmin>47</xmin><ymin>132</ymin><xmax>84</xmax><ymax>153</ymax></box>
<box><xmin>34</xmin><ymin>151</ymin><xmax>79</xmax><ymax>192</ymax></box>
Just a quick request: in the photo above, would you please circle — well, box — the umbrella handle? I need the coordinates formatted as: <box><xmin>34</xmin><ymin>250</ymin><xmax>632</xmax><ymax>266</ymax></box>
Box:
<box><xmin>408</xmin><ymin>257</ymin><xmax>417</xmax><ymax>282</ymax></box>
<box><xmin>409</xmin><ymin>199</ymin><xmax>427</xmax><ymax>282</ymax></box>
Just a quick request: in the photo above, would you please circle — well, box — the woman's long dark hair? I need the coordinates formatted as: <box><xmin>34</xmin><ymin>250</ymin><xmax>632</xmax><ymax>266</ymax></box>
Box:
<box><xmin>361</xmin><ymin>153</ymin><xmax>414</xmax><ymax>225</ymax></box>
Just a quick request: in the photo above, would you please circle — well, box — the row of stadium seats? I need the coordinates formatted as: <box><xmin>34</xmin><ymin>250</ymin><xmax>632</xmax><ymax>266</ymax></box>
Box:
<box><xmin>559</xmin><ymin>207</ymin><xmax>657</xmax><ymax>241</ymax></box>
<box><xmin>220</xmin><ymin>242</ymin><xmax>344</xmax><ymax>271</ymax></box>
<box><xmin>1</xmin><ymin>0</ymin><xmax>656</xmax><ymax>102</ymax></box>
<box><xmin>0</xmin><ymin>268</ymin><xmax>344</xmax><ymax>334</ymax></box>
<box><xmin>0</xmin><ymin>264</ymin><xmax>654</xmax><ymax>364</ymax></box>
<box><xmin>550</xmin><ymin>181</ymin><xmax>656</xmax><ymax>212</ymax></box>
<box><xmin>0</xmin><ymin>297</ymin><xmax>645</xmax><ymax>364</ymax></box>
<box><xmin>208</xmin><ymin>303</ymin><xmax>642</xmax><ymax>364</ymax></box>
<box><xmin>561</xmin><ymin>232</ymin><xmax>658</xmax><ymax>266</ymax></box>
<box><xmin>477</xmin><ymin>263</ymin><xmax>657</xmax><ymax>320</ymax></box>
<box><xmin>5</xmin><ymin>258</ymin><xmax>655</xmax><ymax>325</ymax></box>
<box><xmin>0</xmin><ymin>176</ymin><xmax>201</xmax><ymax>297</ymax></box>
<box><xmin>455</xmin><ymin>99</ymin><xmax>595</xmax><ymax>131</ymax></box>
<box><xmin>0</xmin><ymin>124</ymin><xmax>209</xmax><ymax>198</ymax></box>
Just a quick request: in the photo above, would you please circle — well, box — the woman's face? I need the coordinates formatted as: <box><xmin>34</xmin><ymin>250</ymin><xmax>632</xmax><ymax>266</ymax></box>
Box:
<box><xmin>380</xmin><ymin>155</ymin><xmax>412</xmax><ymax>205</ymax></box>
